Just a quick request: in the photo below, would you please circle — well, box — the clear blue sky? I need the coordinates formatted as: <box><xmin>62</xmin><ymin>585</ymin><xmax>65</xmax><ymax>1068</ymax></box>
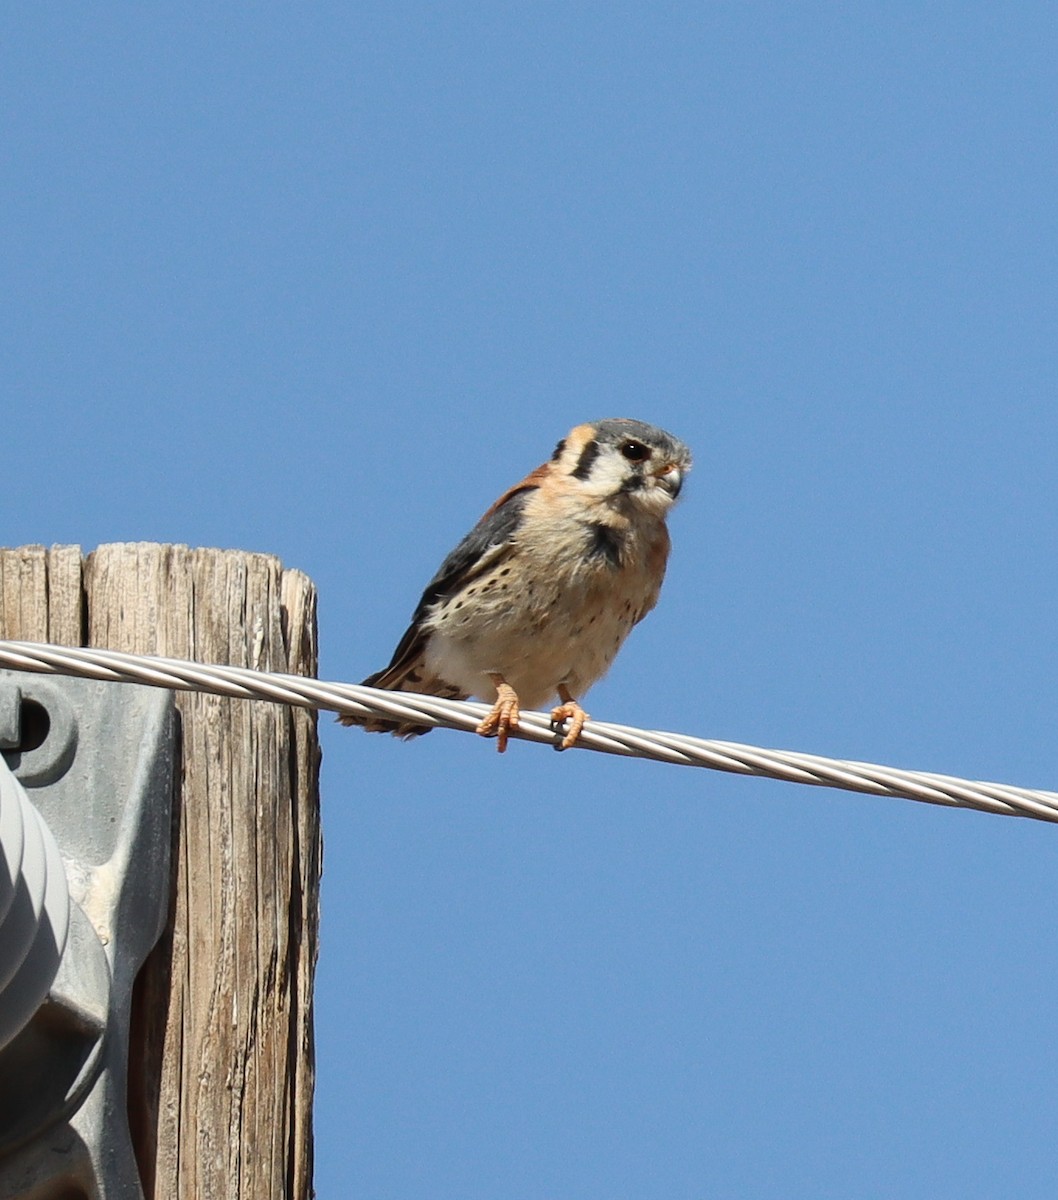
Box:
<box><xmin>5</xmin><ymin>5</ymin><xmax>1058</xmax><ymax>1197</ymax></box>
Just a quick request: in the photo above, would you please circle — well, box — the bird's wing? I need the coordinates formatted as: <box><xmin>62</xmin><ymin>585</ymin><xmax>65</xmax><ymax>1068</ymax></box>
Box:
<box><xmin>364</xmin><ymin>475</ymin><xmax>543</xmax><ymax>689</ymax></box>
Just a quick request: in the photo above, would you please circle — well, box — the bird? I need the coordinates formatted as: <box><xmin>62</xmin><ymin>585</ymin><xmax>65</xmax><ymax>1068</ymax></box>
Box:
<box><xmin>342</xmin><ymin>418</ymin><xmax>691</xmax><ymax>752</ymax></box>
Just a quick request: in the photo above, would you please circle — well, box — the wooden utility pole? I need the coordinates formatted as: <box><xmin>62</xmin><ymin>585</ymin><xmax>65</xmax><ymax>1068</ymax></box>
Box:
<box><xmin>0</xmin><ymin>543</ymin><xmax>321</xmax><ymax>1200</ymax></box>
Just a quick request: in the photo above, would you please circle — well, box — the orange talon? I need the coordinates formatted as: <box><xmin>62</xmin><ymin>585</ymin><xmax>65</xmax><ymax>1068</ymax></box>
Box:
<box><xmin>476</xmin><ymin>677</ymin><xmax>521</xmax><ymax>753</ymax></box>
<box><xmin>550</xmin><ymin>685</ymin><xmax>588</xmax><ymax>750</ymax></box>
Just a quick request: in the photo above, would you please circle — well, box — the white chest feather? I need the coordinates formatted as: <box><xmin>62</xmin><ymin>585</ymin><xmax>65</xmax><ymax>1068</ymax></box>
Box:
<box><xmin>421</xmin><ymin>491</ymin><xmax>668</xmax><ymax>708</ymax></box>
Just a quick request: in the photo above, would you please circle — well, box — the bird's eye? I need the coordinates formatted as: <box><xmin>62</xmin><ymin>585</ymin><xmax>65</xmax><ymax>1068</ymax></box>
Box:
<box><xmin>620</xmin><ymin>440</ymin><xmax>651</xmax><ymax>463</ymax></box>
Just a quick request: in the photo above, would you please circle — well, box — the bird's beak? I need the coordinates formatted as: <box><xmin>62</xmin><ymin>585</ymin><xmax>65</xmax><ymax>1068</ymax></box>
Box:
<box><xmin>655</xmin><ymin>463</ymin><xmax>684</xmax><ymax>499</ymax></box>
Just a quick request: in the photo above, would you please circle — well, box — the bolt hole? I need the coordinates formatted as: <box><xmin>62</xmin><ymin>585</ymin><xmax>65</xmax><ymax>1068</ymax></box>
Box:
<box><xmin>19</xmin><ymin>699</ymin><xmax>50</xmax><ymax>752</ymax></box>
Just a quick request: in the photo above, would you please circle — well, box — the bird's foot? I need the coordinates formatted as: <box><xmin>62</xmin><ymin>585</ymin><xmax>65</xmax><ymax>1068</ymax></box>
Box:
<box><xmin>550</xmin><ymin>694</ymin><xmax>588</xmax><ymax>750</ymax></box>
<box><xmin>476</xmin><ymin>680</ymin><xmax>521</xmax><ymax>753</ymax></box>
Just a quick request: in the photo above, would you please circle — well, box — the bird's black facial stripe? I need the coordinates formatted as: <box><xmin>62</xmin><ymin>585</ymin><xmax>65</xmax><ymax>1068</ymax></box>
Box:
<box><xmin>619</xmin><ymin>474</ymin><xmax>646</xmax><ymax>493</ymax></box>
<box><xmin>587</xmin><ymin>522</ymin><xmax>624</xmax><ymax>568</ymax></box>
<box><xmin>571</xmin><ymin>439</ymin><xmax>600</xmax><ymax>479</ymax></box>
<box><xmin>551</xmin><ymin>437</ymin><xmax>566</xmax><ymax>461</ymax></box>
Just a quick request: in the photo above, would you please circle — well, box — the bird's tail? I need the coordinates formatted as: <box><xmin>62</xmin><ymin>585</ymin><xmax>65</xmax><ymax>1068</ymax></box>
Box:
<box><xmin>338</xmin><ymin>666</ymin><xmax>465</xmax><ymax>739</ymax></box>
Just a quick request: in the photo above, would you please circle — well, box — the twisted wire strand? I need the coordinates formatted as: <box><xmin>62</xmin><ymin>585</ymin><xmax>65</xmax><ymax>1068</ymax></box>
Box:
<box><xmin>0</xmin><ymin>638</ymin><xmax>1054</xmax><ymax>824</ymax></box>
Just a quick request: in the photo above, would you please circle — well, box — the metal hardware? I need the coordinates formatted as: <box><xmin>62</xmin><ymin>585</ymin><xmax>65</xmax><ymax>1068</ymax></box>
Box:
<box><xmin>0</xmin><ymin>672</ymin><xmax>175</xmax><ymax>1200</ymax></box>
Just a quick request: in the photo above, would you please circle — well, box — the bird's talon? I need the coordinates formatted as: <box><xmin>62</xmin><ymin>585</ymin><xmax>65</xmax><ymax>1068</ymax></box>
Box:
<box><xmin>476</xmin><ymin>680</ymin><xmax>521</xmax><ymax>753</ymax></box>
<box><xmin>549</xmin><ymin>699</ymin><xmax>588</xmax><ymax>750</ymax></box>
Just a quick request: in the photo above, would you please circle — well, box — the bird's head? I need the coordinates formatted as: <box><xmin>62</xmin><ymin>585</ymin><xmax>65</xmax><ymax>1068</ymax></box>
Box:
<box><xmin>550</xmin><ymin>418</ymin><xmax>692</xmax><ymax>517</ymax></box>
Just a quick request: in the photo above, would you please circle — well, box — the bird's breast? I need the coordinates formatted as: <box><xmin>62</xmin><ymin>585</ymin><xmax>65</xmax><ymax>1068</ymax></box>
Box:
<box><xmin>421</xmin><ymin>508</ymin><xmax>668</xmax><ymax>708</ymax></box>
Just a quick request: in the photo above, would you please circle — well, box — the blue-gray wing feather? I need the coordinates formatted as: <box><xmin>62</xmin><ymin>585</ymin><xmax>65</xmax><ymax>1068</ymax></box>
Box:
<box><xmin>364</xmin><ymin>486</ymin><xmax>534</xmax><ymax>688</ymax></box>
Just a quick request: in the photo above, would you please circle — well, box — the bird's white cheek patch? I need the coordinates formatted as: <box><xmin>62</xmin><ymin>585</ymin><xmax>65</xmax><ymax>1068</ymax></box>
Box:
<box><xmin>640</xmin><ymin>487</ymin><xmax>675</xmax><ymax>516</ymax></box>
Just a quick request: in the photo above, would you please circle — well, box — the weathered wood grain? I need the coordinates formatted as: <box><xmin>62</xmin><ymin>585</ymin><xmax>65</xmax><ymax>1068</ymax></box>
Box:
<box><xmin>0</xmin><ymin>544</ymin><xmax>83</xmax><ymax>644</ymax></box>
<box><xmin>0</xmin><ymin>543</ymin><xmax>320</xmax><ymax>1200</ymax></box>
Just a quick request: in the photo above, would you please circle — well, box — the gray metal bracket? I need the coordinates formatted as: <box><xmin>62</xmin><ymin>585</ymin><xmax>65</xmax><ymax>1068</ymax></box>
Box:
<box><xmin>0</xmin><ymin>671</ymin><xmax>175</xmax><ymax>1200</ymax></box>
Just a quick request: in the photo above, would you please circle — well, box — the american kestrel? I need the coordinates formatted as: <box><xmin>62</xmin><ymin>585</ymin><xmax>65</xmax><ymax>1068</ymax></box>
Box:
<box><xmin>343</xmin><ymin>418</ymin><xmax>691</xmax><ymax>752</ymax></box>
